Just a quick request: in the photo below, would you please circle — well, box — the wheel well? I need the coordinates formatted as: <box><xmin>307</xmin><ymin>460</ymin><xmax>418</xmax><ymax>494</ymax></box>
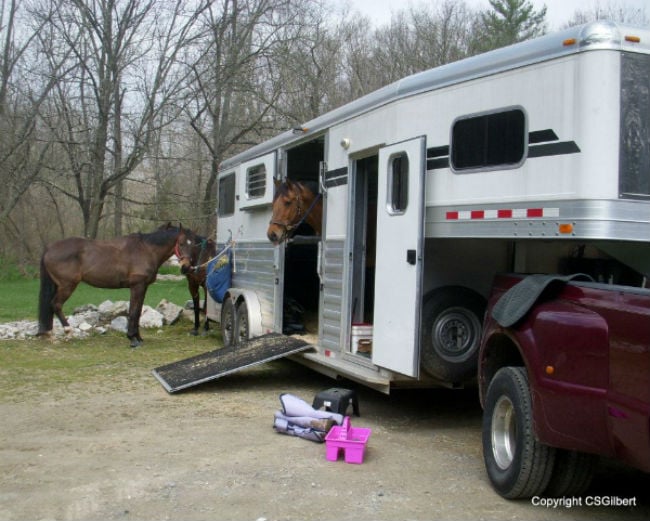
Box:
<box><xmin>480</xmin><ymin>333</ymin><xmax>525</xmax><ymax>405</ymax></box>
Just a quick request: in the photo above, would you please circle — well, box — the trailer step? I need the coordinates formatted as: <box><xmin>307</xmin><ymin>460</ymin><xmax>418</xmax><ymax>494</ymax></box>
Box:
<box><xmin>152</xmin><ymin>333</ymin><xmax>314</xmax><ymax>393</ymax></box>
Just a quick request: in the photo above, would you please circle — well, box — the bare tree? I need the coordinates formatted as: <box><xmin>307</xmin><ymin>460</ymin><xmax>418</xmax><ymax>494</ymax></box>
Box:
<box><xmin>37</xmin><ymin>0</ymin><xmax>208</xmax><ymax>238</ymax></box>
<box><xmin>563</xmin><ymin>1</ymin><xmax>649</xmax><ymax>28</ymax></box>
<box><xmin>184</xmin><ymin>0</ymin><xmax>311</xmax><ymax>230</ymax></box>
<box><xmin>0</xmin><ymin>0</ymin><xmax>70</xmax><ymax>227</ymax></box>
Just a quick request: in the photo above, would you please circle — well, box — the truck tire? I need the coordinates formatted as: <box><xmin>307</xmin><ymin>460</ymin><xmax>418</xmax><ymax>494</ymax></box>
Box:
<box><xmin>544</xmin><ymin>449</ymin><xmax>597</xmax><ymax>497</ymax></box>
<box><xmin>235</xmin><ymin>300</ymin><xmax>250</xmax><ymax>345</ymax></box>
<box><xmin>221</xmin><ymin>297</ymin><xmax>236</xmax><ymax>347</ymax></box>
<box><xmin>420</xmin><ymin>287</ymin><xmax>485</xmax><ymax>382</ymax></box>
<box><xmin>482</xmin><ymin>366</ymin><xmax>556</xmax><ymax>499</ymax></box>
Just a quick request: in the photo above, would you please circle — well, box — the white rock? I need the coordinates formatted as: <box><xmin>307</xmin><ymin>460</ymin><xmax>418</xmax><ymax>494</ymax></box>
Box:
<box><xmin>110</xmin><ymin>316</ymin><xmax>128</xmax><ymax>333</ymax></box>
<box><xmin>156</xmin><ymin>299</ymin><xmax>183</xmax><ymax>325</ymax></box>
<box><xmin>139</xmin><ymin>306</ymin><xmax>164</xmax><ymax>328</ymax></box>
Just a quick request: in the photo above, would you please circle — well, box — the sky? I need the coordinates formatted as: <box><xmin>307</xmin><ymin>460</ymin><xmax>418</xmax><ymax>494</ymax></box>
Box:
<box><xmin>341</xmin><ymin>0</ymin><xmax>648</xmax><ymax>31</ymax></box>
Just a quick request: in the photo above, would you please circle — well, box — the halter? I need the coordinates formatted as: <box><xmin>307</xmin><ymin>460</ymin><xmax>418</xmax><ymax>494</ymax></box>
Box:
<box><xmin>174</xmin><ymin>234</ymin><xmax>206</xmax><ymax>265</ymax></box>
<box><xmin>269</xmin><ymin>183</ymin><xmax>322</xmax><ymax>236</ymax></box>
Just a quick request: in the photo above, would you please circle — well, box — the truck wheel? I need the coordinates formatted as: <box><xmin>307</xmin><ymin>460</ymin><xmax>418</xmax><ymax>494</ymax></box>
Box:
<box><xmin>420</xmin><ymin>287</ymin><xmax>485</xmax><ymax>382</ymax></box>
<box><xmin>220</xmin><ymin>297</ymin><xmax>236</xmax><ymax>347</ymax></box>
<box><xmin>544</xmin><ymin>449</ymin><xmax>597</xmax><ymax>497</ymax></box>
<box><xmin>235</xmin><ymin>300</ymin><xmax>250</xmax><ymax>345</ymax></box>
<box><xmin>482</xmin><ymin>366</ymin><xmax>555</xmax><ymax>499</ymax></box>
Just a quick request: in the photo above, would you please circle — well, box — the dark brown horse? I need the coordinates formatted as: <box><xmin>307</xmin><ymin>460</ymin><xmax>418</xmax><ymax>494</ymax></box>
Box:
<box><xmin>267</xmin><ymin>179</ymin><xmax>322</xmax><ymax>244</ymax></box>
<box><xmin>175</xmin><ymin>231</ymin><xmax>217</xmax><ymax>336</ymax></box>
<box><xmin>38</xmin><ymin>223</ymin><xmax>192</xmax><ymax>347</ymax></box>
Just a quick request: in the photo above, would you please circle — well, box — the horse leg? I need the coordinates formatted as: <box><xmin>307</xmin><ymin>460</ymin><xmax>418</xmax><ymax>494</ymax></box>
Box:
<box><xmin>51</xmin><ymin>281</ymin><xmax>79</xmax><ymax>333</ymax></box>
<box><xmin>201</xmin><ymin>282</ymin><xmax>210</xmax><ymax>334</ymax></box>
<box><xmin>188</xmin><ymin>277</ymin><xmax>200</xmax><ymax>336</ymax></box>
<box><xmin>127</xmin><ymin>283</ymin><xmax>147</xmax><ymax>347</ymax></box>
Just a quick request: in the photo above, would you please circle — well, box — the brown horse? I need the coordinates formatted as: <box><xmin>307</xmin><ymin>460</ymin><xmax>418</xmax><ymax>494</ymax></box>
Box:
<box><xmin>175</xmin><ymin>231</ymin><xmax>217</xmax><ymax>336</ymax></box>
<box><xmin>38</xmin><ymin>223</ymin><xmax>192</xmax><ymax>347</ymax></box>
<box><xmin>267</xmin><ymin>179</ymin><xmax>322</xmax><ymax>244</ymax></box>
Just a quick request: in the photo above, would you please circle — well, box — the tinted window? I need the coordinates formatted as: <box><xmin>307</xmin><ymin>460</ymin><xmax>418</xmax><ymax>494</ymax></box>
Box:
<box><xmin>389</xmin><ymin>153</ymin><xmax>409</xmax><ymax>213</ymax></box>
<box><xmin>452</xmin><ymin>109</ymin><xmax>526</xmax><ymax>170</ymax></box>
<box><xmin>218</xmin><ymin>173</ymin><xmax>235</xmax><ymax>216</ymax></box>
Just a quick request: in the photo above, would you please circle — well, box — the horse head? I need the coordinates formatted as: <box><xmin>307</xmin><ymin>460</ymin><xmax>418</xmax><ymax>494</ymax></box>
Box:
<box><xmin>175</xmin><ymin>229</ymin><xmax>215</xmax><ymax>275</ymax></box>
<box><xmin>267</xmin><ymin>179</ymin><xmax>322</xmax><ymax>244</ymax></box>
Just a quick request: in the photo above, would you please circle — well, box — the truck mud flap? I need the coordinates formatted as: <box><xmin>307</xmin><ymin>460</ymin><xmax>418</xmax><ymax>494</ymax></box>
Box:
<box><xmin>491</xmin><ymin>273</ymin><xmax>593</xmax><ymax>327</ymax></box>
<box><xmin>152</xmin><ymin>333</ymin><xmax>314</xmax><ymax>393</ymax></box>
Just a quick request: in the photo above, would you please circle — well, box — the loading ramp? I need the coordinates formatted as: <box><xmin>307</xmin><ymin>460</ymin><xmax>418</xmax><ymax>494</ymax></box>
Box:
<box><xmin>152</xmin><ymin>333</ymin><xmax>314</xmax><ymax>393</ymax></box>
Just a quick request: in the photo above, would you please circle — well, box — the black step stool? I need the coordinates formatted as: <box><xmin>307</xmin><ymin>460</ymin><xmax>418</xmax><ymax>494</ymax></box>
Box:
<box><xmin>312</xmin><ymin>387</ymin><xmax>360</xmax><ymax>417</ymax></box>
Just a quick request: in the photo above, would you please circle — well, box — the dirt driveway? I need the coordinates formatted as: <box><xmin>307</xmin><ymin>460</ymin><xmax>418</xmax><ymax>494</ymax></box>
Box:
<box><xmin>1</xmin><ymin>354</ymin><xmax>649</xmax><ymax>521</ymax></box>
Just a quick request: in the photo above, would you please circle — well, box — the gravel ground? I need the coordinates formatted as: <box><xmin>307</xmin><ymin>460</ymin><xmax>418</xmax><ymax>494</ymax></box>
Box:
<box><xmin>1</xmin><ymin>354</ymin><xmax>649</xmax><ymax>521</ymax></box>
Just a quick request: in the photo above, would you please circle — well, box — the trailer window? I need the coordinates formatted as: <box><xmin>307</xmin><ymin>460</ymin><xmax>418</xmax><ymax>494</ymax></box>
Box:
<box><xmin>218</xmin><ymin>173</ymin><xmax>235</xmax><ymax>216</ymax></box>
<box><xmin>389</xmin><ymin>153</ymin><xmax>409</xmax><ymax>213</ymax></box>
<box><xmin>451</xmin><ymin>109</ymin><xmax>525</xmax><ymax>171</ymax></box>
<box><xmin>245</xmin><ymin>164</ymin><xmax>267</xmax><ymax>198</ymax></box>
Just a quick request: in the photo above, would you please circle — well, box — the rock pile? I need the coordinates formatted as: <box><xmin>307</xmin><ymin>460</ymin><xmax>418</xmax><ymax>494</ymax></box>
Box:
<box><xmin>0</xmin><ymin>299</ymin><xmax>185</xmax><ymax>341</ymax></box>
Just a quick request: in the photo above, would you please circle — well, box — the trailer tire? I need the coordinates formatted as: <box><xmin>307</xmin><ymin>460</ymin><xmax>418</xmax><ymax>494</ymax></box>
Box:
<box><xmin>543</xmin><ymin>449</ymin><xmax>597</xmax><ymax>497</ymax></box>
<box><xmin>221</xmin><ymin>297</ymin><xmax>236</xmax><ymax>348</ymax></box>
<box><xmin>482</xmin><ymin>366</ymin><xmax>555</xmax><ymax>499</ymax></box>
<box><xmin>235</xmin><ymin>300</ymin><xmax>250</xmax><ymax>345</ymax></box>
<box><xmin>420</xmin><ymin>287</ymin><xmax>485</xmax><ymax>382</ymax></box>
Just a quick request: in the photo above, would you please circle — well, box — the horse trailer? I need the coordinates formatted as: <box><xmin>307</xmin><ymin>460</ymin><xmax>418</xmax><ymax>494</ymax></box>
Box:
<box><xmin>171</xmin><ymin>21</ymin><xmax>650</xmax><ymax>394</ymax></box>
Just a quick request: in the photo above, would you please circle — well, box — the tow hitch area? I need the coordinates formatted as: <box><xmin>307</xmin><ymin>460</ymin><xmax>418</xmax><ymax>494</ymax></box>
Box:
<box><xmin>152</xmin><ymin>333</ymin><xmax>313</xmax><ymax>393</ymax></box>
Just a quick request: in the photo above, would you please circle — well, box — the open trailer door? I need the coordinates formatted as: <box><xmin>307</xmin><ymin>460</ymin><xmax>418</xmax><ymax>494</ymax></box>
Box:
<box><xmin>371</xmin><ymin>136</ymin><xmax>426</xmax><ymax>378</ymax></box>
<box><xmin>152</xmin><ymin>333</ymin><xmax>313</xmax><ymax>393</ymax></box>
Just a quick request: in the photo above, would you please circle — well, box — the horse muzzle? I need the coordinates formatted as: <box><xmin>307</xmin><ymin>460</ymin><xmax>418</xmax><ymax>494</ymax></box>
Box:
<box><xmin>178</xmin><ymin>258</ymin><xmax>193</xmax><ymax>275</ymax></box>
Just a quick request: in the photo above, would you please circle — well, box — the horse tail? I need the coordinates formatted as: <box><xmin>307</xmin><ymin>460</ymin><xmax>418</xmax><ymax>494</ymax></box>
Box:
<box><xmin>38</xmin><ymin>255</ymin><xmax>56</xmax><ymax>334</ymax></box>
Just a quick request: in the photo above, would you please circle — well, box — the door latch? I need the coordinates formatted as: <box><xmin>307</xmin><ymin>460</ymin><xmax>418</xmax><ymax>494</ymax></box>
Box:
<box><xmin>406</xmin><ymin>249</ymin><xmax>416</xmax><ymax>265</ymax></box>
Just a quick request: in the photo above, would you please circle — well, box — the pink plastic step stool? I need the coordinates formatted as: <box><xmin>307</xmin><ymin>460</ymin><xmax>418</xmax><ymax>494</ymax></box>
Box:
<box><xmin>325</xmin><ymin>417</ymin><xmax>372</xmax><ymax>464</ymax></box>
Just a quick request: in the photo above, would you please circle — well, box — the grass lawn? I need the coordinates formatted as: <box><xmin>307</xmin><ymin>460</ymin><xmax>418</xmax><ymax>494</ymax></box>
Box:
<box><xmin>0</xmin><ymin>276</ymin><xmax>192</xmax><ymax>323</ymax></box>
<box><xmin>0</xmin><ymin>321</ymin><xmax>222</xmax><ymax>400</ymax></box>
<box><xmin>0</xmin><ymin>274</ymin><xmax>222</xmax><ymax>400</ymax></box>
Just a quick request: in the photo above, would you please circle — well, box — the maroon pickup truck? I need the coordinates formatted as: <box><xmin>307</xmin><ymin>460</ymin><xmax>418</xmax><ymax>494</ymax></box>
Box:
<box><xmin>478</xmin><ymin>273</ymin><xmax>650</xmax><ymax>499</ymax></box>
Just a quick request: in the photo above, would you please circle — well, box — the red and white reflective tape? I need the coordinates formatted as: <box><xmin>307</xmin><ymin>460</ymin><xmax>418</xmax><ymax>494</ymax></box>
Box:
<box><xmin>446</xmin><ymin>207</ymin><xmax>560</xmax><ymax>220</ymax></box>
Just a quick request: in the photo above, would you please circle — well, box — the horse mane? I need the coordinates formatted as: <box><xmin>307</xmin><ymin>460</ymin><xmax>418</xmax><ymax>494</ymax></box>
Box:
<box><xmin>136</xmin><ymin>224</ymin><xmax>182</xmax><ymax>246</ymax></box>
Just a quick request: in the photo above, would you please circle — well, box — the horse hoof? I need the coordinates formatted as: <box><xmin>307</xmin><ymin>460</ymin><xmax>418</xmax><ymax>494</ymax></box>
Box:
<box><xmin>130</xmin><ymin>339</ymin><xmax>142</xmax><ymax>348</ymax></box>
<box><xmin>63</xmin><ymin>326</ymin><xmax>72</xmax><ymax>334</ymax></box>
<box><xmin>190</xmin><ymin>329</ymin><xmax>199</xmax><ymax>336</ymax></box>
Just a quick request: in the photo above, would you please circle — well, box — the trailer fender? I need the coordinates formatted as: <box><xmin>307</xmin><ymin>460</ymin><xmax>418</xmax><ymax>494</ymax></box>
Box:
<box><xmin>224</xmin><ymin>288</ymin><xmax>264</xmax><ymax>340</ymax></box>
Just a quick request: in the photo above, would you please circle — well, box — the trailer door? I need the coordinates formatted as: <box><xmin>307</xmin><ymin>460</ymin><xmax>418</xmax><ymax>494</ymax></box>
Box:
<box><xmin>372</xmin><ymin>136</ymin><xmax>426</xmax><ymax>377</ymax></box>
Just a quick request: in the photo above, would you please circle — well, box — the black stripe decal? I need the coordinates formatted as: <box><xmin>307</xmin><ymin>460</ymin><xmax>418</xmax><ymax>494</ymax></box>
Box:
<box><xmin>529</xmin><ymin>129</ymin><xmax>559</xmax><ymax>144</ymax></box>
<box><xmin>425</xmin><ymin>129</ymin><xmax>579</xmax><ymax>170</ymax></box>
<box><xmin>528</xmin><ymin>141</ymin><xmax>581</xmax><ymax>157</ymax></box>
<box><xmin>427</xmin><ymin>158</ymin><xmax>449</xmax><ymax>170</ymax></box>
<box><xmin>427</xmin><ymin>145</ymin><xmax>449</xmax><ymax>158</ymax></box>
<box><xmin>324</xmin><ymin>166</ymin><xmax>348</xmax><ymax>188</ymax></box>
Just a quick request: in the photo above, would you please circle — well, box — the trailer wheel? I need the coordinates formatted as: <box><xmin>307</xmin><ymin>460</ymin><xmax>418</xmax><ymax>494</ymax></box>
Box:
<box><xmin>482</xmin><ymin>366</ymin><xmax>555</xmax><ymax>499</ymax></box>
<box><xmin>221</xmin><ymin>297</ymin><xmax>236</xmax><ymax>347</ymax></box>
<box><xmin>235</xmin><ymin>300</ymin><xmax>250</xmax><ymax>345</ymax></box>
<box><xmin>420</xmin><ymin>287</ymin><xmax>485</xmax><ymax>382</ymax></box>
<box><xmin>543</xmin><ymin>449</ymin><xmax>597</xmax><ymax>497</ymax></box>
